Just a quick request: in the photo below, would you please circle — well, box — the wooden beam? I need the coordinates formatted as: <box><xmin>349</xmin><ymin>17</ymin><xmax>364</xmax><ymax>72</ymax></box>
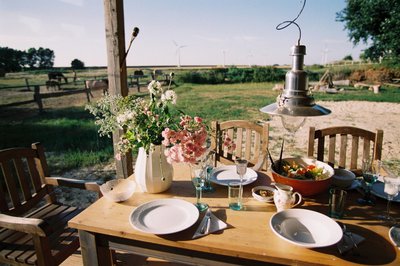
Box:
<box><xmin>103</xmin><ymin>0</ymin><xmax>133</xmax><ymax>178</ymax></box>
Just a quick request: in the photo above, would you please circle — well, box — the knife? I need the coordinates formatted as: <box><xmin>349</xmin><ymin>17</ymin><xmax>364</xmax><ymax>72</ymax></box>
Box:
<box><xmin>200</xmin><ymin>209</ymin><xmax>212</xmax><ymax>234</ymax></box>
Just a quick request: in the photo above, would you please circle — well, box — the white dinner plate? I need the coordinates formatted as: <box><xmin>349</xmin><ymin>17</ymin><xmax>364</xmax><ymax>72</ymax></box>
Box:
<box><xmin>389</xmin><ymin>226</ymin><xmax>400</xmax><ymax>248</ymax></box>
<box><xmin>129</xmin><ymin>198</ymin><xmax>199</xmax><ymax>235</ymax></box>
<box><xmin>270</xmin><ymin>209</ymin><xmax>343</xmax><ymax>248</ymax></box>
<box><xmin>210</xmin><ymin>165</ymin><xmax>258</xmax><ymax>186</ymax></box>
<box><xmin>371</xmin><ymin>182</ymin><xmax>400</xmax><ymax>202</ymax></box>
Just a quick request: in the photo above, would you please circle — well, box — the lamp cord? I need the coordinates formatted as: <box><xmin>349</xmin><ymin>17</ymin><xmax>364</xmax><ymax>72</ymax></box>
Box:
<box><xmin>276</xmin><ymin>0</ymin><xmax>306</xmax><ymax>45</ymax></box>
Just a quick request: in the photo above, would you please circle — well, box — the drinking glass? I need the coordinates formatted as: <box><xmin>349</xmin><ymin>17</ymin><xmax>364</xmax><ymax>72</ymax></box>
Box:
<box><xmin>234</xmin><ymin>159</ymin><xmax>247</xmax><ymax>210</ymax></box>
<box><xmin>202</xmin><ymin>151</ymin><xmax>215</xmax><ymax>193</ymax></box>
<box><xmin>280</xmin><ymin>115</ymin><xmax>306</xmax><ymax>151</ymax></box>
<box><xmin>190</xmin><ymin>163</ymin><xmax>208</xmax><ymax>212</ymax></box>
<box><xmin>357</xmin><ymin>158</ymin><xmax>378</xmax><ymax>205</ymax></box>
<box><xmin>379</xmin><ymin>176</ymin><xmax>400</xmax><ymax>223</ymax></box>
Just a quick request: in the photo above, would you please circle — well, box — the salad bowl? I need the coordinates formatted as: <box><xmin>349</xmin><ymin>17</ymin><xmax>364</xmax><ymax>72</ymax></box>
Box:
<box><xmin>271</xmin><ymin>157</ymin><xmax>334</xmax><ymax>196</ymax></box>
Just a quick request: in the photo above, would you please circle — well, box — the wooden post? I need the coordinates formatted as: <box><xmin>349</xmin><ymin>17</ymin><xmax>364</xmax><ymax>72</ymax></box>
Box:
<box><xmin>33</xmin><ymin>85</ymin><xmax>43</xmax><ymax>113</ymax></box>
<box><xmin>25</xmin><ymin>78</ymin><xmax>31</xmax><ymax>91</ymax></box>
<box><xmin>104</xmin><ymin>0</ymin><xmax>133</xmax><ymax>178</ymax></box>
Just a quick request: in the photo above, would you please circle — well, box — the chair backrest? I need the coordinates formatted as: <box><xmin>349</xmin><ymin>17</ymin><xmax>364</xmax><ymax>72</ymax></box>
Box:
<box><xmin>307</xmin><ymin>126</ymin><xmax>383</xmax><ymax>172</ymax></box>
<box><xmin>0</xmin><ymin>143</ymin><xmax>53</xmax><ymax>216</ymax></box>
<box><xmin>211</xmin><ymin>120</ymin><xmax>269</xmax><ymax>170</ymax></box>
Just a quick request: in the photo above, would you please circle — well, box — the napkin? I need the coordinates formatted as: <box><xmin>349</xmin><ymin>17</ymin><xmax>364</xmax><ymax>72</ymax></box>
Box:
<box><xmin>192</xmin><ymin>210</ymin><xmax>228</xmax><ymax>239</ymax></box>
<box><xmin>337</xmin><ymin>232</ymin><xmax>365</xmax><ymax>255</ymax></box>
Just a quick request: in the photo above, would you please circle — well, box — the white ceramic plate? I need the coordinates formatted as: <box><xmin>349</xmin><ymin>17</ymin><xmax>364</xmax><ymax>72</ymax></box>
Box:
<box><xmin>389</xmin><ymin>226</ymin><xmax>400</xmax><ymax>247</ymax></box>
<box><xmin>129</xmin><ymin>198</ymin><xmax>199</xmax><ymax>234</ymax></box>
<box><xmin>371</xmin><ymin>182</ymin><xmax>400</xmax><ymax>202</ymax></box>
<box><xmin>210</xmin><ymin>165</ymin><xmax>258</xmax><ymax>186</ymax></box>
<box><xmin>270</xmin><ymin>209</ymin><xmax>343</xmax><ymax>248</ymax></box>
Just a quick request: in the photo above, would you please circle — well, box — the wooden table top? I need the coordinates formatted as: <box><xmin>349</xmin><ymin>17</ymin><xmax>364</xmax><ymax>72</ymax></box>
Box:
<box><xmin>69</xmin><ymin>164</ymin><xmax>400</xmax><ymax>266</ymax></box>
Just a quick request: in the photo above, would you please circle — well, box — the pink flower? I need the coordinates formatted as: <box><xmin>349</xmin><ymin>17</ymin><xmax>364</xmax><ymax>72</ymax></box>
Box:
<box><xmin>115</xmin><ymin>153</ymin><xmax>122</xmax><ymax>161</ymax></box>
<box><xmin>162</xmin><ymin>115</ymin><xmax>209</xmax><ymax>164</ymax></box>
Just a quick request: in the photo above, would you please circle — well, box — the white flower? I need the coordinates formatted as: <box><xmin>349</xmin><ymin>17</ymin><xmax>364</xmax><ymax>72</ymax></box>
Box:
<box><xmin>161</xmin><ymin>90</ymin><xmax>177</xmax><ymax>104</ymax></box>
<box><xmin>147</xmin><ymin>80</ymin><xmax>162</xmax><ymax>95</ymax></box>
<box><xmin>116</xmin><ymin>110</ymin><xmax>135</xmax><ymax>125</ymax></box>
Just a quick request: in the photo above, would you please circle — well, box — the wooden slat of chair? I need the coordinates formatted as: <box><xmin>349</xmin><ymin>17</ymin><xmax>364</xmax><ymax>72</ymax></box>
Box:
<box><xmin>328</xmin><ymin>135</ymin><xmax>336</xmax><ymax>167</ymax></box>
<box><xmin>350</xmin><ymin>136</ymin><xmax>359</xmax><ymax>170</ymax></box>
<box><xmin>339</xmin><ymin>134</ymin><xmax>347</xmax><ymax>168</ymax></box>
<box><xmin>1</xmin><ymin>161</ymin><xmax>21</xmax><ymax>210</ymax></box>
<box><xmin>244</xmin><ymin>129</ymin><xmax>252</xmax><ymax>160</ymax></box>
<box><xmin>14</xmin><ymin>158</ymin><xmax>33</xmax><ymax>202</ymax></box>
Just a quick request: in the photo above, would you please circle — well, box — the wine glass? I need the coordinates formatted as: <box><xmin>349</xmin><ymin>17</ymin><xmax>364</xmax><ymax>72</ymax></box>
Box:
<box><xmin>357</xmin><ymin>158</ymin><xmax>378</xmax><ymax>205</ymax></box>
<box><xmin>380</xmin><ymin>176</ymin><xmax>400</xmax><ymax>223</ymax></box>
<box><xmin>235</xmin><ymin>159</ymin><xmax>248</xmax><ymax>184</ymax></box>
<box><xmin>280</xmin><ymin>115</ymin><xmax>306</xmax><ymax>153</ymax></box>
<box><xmin>190</xmin><ymin>163</ymin><xmax>209</xmax><ymax>212</ymax></box>
<box><xmin>235</xmin><ymin>159</ymin><xmax>248</xmax><ymax>210</ymax></box>
<box><xmin>202</xmin><ymin>151</ymin><xmax>215</xmax><ymax>193</ymax></box>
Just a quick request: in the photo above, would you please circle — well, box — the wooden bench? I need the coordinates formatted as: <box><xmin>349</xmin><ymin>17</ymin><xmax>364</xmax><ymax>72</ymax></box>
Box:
<box><xmin>0</xmin><ymin>143</ymin><xmax>101</xmax><ymax>266</ymax></box>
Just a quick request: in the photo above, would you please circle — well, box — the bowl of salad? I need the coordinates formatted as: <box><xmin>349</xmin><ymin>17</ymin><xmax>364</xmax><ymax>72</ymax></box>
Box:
<box><xmin>271</xmin><ymin>157</ymin><xmax>334</xmax><ymax>196</ymax></box>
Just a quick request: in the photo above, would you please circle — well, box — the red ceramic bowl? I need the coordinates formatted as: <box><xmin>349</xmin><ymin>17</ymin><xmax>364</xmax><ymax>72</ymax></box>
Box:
<box><xmin>271</xmin><ymin>157</ymin><xmax>334</xmax><ymax>196</ymax></box>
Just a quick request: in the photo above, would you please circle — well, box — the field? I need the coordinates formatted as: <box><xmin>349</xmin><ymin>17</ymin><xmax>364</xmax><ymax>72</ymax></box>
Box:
<box><xmin>1</xmin><ymin>67</ymin><xmax>400</xmax><ymax>178</ymax></box>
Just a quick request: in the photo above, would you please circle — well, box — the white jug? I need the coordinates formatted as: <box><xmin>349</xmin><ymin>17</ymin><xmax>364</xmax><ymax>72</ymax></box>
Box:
<box><xmin>273</xmin><ymin>183</ymin><xmax>302</xmax><ymax>212</ymax></box>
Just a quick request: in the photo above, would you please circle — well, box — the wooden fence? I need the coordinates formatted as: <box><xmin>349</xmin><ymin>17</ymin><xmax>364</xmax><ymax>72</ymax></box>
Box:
<box><xmin>0</xmin><ymin>85</ymin><xmax>92</xmax><ymax>113</ymax></box>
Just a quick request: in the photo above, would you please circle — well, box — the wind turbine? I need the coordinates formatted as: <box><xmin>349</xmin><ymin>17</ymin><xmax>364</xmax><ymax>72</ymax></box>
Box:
<box><xmin>222</xmin><ymin>49</ymin><xmax>227</xmax><ymax>67</ymax></box>
<box><xmin>321</xmin><ymin>44</ymin><xmax>330</xmax><ymax>66</ymax></box>
<box><xmin>173</xmin><ymin>40</ymin><xmax>187</xmax><ymax>67</ymax></box>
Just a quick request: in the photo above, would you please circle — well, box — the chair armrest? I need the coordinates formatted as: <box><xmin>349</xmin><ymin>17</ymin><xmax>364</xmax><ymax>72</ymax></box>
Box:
<box><xmin>45</xmin><ymin>176</ymin><xmax>101</xmax><ymax>195</ymax></box>
<box><xmin>0</xmin><ymin>214</ymin><xmax>49</xmax><ymax>237</ymax></box>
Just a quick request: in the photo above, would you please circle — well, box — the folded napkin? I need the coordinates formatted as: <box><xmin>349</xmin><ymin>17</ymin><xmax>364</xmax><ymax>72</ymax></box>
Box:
<box><xmin>193</xmin><ymin>210</ymin><xmax>228</xmax><ymax>239</ymax></box>
<box><xmin>337</xmin><ymin>231</ymin><xmax>365</xmax><ymax>255</ymax></box>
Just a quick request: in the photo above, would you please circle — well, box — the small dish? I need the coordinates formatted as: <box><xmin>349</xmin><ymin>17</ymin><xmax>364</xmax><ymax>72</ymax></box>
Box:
<box><xmin>100</xmin><ymin>179</ymin><xmax>136</xmax><ymax>202</ymax></box>
<box><xmin>252</xmin><ymin>186</ymin><xmax>275</xmax><ymax>203</ymax></box>
<box><xmin>332</xmin><ymin>168</ymin><xmax>356</xmax><ymax>189</ymax></box>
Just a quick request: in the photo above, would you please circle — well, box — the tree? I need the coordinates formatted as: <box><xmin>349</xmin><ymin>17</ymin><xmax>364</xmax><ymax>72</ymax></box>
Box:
<box><xmin>342</xmin><ymin>55</ymin><xmax>353</xmax><ymax>61</ymax></box>
<box><xmin>37</xmin><ymin>47</ymin><xmax>54</xmax><ymax>69</ymax></box>
<box><xmin>24</xmin><ymin>48</ymin><xmax>39</xmax><ymax>69</ymax></box>
<box><xmin>336</xmin><ymin>0</ymin><xmax>400</xmax><ymax>62</ymax></box>
<box><xmin>71</xmin><ymin>58</ymin><xmax>85</xmax><ymax>69</ymax></box>
<box><xmin>0</xmin><ymin>47</ymin><xmax>24</xmax><ymax>72</ymax></box>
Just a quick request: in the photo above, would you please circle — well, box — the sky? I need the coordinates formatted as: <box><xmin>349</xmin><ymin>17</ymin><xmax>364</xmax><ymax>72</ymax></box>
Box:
<box><xmin>0</xmin><ymin>0</ymin><xmax>368</xmax><ymax>67</ymax></box>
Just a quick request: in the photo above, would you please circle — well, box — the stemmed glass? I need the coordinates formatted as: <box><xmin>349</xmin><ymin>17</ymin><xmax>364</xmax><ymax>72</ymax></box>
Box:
<box><xmin>191</xmin><ymin>163</ymin><xmax>209</xmax><ymax>211</ymax></box>
<box><xmin>280</xmin><ymin>115</ymin><xmax>306</xmax><ymax>153</ymax></box>
<box><xmin>235</xmin><ymin>159</ymin><xmax>248</xmax><ymax>210</ymax></box>
<box><xmin>379</xmin><ymin>175</ymin><xmax>400</xmax><ymax>223</ymax></box>
<box><xmin>202</xmin><ymin>151</ymin><xmax>215</xmax><ymax>193</ymax></box>
<box><xmin>357</xmin><ymin>158</ymin><xmax>379</xmax><ymax>205</ymax></box>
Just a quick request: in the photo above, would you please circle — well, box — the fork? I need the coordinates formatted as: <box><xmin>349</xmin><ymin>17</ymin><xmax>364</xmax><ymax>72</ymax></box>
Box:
<box><xmin>200</xmin><ymin>209</ymin><xmax>212</xmax><ymax>234</ymax></box>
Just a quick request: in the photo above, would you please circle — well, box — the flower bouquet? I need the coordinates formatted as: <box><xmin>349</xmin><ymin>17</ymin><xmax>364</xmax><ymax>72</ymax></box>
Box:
<box><xmin>86</xmin><ymin>78</ymin><xmax>209</xmax><ymax>193</ymax></box>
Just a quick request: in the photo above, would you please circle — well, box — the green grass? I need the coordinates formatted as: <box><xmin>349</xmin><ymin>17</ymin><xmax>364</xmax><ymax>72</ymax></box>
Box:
<box><xmin>0</xmin><ymin>107</ymin><xmax>113</xmax><ymax>174</ymax></box>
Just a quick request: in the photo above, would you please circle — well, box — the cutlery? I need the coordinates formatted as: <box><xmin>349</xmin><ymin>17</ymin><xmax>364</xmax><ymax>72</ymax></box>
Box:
<box><xmin>200</xmin><ymin>209</ymin><xmax>212</xmax><ymax>234</ymax></box>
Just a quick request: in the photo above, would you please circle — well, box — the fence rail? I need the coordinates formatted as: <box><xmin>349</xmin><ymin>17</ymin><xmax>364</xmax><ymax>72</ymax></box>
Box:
<box><xmin>0</xmin><ymin>85</ymin><xmax>92</xmax><ymax>112</ymax></box>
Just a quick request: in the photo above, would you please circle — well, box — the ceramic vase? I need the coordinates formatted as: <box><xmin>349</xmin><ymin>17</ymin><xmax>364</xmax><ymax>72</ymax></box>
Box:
<box><xmin>134</xmin><ymin>145</ymin><xmax>173</xmax><ymax>193</ymax></box>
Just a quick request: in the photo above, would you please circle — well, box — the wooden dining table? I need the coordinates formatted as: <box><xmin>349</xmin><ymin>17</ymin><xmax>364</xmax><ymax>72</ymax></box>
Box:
<box><xmin>68</xmin><ymin>163</ymin><xmax>400</xmax><ymax>266</ymax></box>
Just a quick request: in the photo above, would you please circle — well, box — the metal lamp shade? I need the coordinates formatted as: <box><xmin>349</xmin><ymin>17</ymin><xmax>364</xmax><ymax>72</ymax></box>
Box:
<box><xmin>260</xmin><ymin>45</ymin><xmax>331</xmax><ymax>117</ymax></box>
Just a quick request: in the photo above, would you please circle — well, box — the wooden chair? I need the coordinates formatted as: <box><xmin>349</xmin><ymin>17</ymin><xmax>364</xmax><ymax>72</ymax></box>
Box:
<box><xmin>307</xmin><ymin>126</ymin><xmax>383</xmax><ymax>174</ymax></box>
<box><xmin>0</xmin><ymin>143</ymin><xmax>101</xmax><ymax>266</ymax></box>
<box><xmin>211</xmin><ymin>120</ymin><xmax>269</xmax><ymax>171</ymax></box>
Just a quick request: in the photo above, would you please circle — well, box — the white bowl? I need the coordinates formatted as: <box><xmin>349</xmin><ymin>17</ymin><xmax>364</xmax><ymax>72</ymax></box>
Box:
<box><xmin>252</xmin><ymin>186</ymin><xmax>275</xmax><ymax>203</ymax></box>
<box><xmin>332</xmin><ymin>168</ymin><xmax>356</xmax><ymax>189</ymax></box>
<box><xmin>100</xmin><ymin>179</ymin><xmax>136</xmax><ymax>202</ymax></box>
